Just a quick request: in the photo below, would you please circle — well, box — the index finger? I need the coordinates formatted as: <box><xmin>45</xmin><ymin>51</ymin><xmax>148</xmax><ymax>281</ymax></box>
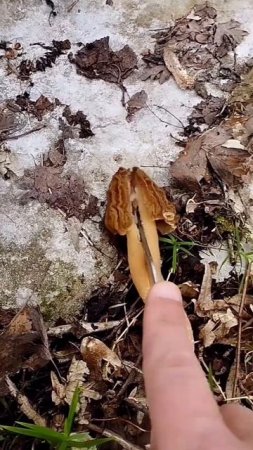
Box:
<box><xmin>143</xmin><ymin>282</ymin><xmax>223</xmax><ymax>449</ymax></box>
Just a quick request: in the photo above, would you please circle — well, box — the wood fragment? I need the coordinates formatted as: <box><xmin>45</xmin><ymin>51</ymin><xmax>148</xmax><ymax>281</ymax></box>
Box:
<box><xmin>6</xmin><ymin>376</ymin><xmax>46</xmax><ymax>426</ymax></box>
<box><xmin>232</xmin><ymin>262</ymin><xmax>252</xmax><ymax>397</ymax></box>
<box><xmin>163</xmin><ymin>46</ymin><xmax>195</xmax><ymax>90</ymax></box>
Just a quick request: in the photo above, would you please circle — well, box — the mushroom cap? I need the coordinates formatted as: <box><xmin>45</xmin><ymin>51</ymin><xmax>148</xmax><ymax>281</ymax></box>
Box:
<box><xmin>105</xmin><ymin>167</ymin><xmax>178</xmax><ymax>235</ymax></box>
<box><xmin>104</xmin><ymin>167</ymin><xmax>133</xmax><ymax>235</ymax></box>
<box><xmin>131</xmin><ymin>167</ymin><xmax>178</xmax><ymax>234</ymax></box>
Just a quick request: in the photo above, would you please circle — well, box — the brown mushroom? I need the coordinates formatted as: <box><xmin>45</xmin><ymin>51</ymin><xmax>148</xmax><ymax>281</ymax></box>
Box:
<box><xmin>105</xmin><ymin>167</ymin><xmax>194</xmax><ymax>344</ymax></box>
<box><xmin>105</xmin><ymin>167</ymin><xmax>178</xmax><ymax>301</ymax></box>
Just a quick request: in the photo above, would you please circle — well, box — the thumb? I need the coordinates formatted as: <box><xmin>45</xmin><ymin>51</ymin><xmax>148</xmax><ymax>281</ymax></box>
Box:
<box><xmin>143</xmin><ymin>282</ymin><xmax>223</xmax><ymax>449</ymax></box>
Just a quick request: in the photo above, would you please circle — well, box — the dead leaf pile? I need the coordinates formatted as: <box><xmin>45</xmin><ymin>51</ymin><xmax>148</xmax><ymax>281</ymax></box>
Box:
<box><xmin>196</xmin><ymin>264</ymin><xmax>253</xmax><ymax>347</ymax></box>
<box><xmin>18</xmin><ymin>39</ymin><xmax>71</xmax><ymax>80</ymax></box>
<box><xmin>69</xmin><ymin>36</ymin><xmax>137</xmax><ymax>85</ymax></box>
<box><xmin>142</xmin><ymin>4</ymin><xmax>248</xmax><ymax>92</ymax></box>
<box><xmin>171</xmin><ymin>116</ymin><xmax>253</xmax><ymax>191</ymax></box>
<box><xmin>16</xmin><ymin>93</ymin><xmax>56</xmax><ymax>121</ymax></box>
<box><xmin>20</xmin><ymin>170</ymin><xmax>99</xmax><ymax>222</ymax></box>
<box><xmin>0</xmin><ymin>306</ymin><xmax>51</xmax><ymax>393</ymax></box>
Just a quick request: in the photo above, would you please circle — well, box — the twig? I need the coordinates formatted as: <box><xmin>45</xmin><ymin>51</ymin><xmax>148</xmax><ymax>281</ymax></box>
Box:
<box><xmin>6</xmin><ymin>376</ymin><xmax>46</xmax><ymax>426</ymax></box>
<box><xmin>87</xmin><ymin>423</ymin><xmax>143</xmax><ymax>450</ymax></box>
<box><xmin>67</xmin><ymin>0</ymin><xmax>79</xmax><ymax>12</ymax></box>
<box><xmin>2</xmin><ymin>125</ymin><xmax>46</xmax><ymax>142</ymax></box>
<box><xmin>146</xmin><ymin>104</ymin><xmax>182</xmax><ymax>128</ymax></box>
<box><xmin>232</xmin><ymin>262</ymin><xmax>252</xmax><ymax>397</ymax></box>
<box><xmin>153</xmin><ymin>104</ymin><xmax>184</xmax><ymax>128</ymax></box>
<box><xmin>92</xmin><ymin>417</ymin><xmax>148</xmax><ymax>433</ymax></box>
<box><xmin>117</xmin><ymin>354</ymin><xmax>142</xmax><ymax>398</ymax></box>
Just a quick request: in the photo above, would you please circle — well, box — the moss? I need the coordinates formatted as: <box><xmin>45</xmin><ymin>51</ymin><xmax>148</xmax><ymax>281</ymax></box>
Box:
<box><xmin>216</xmin><ymin>216</ymin><xmax>236</xmax><ymax>234</ymax></box>
<box><xmin>0</xmin><ymin>239</ymin><xmax>88</xmax><ymax>324</ymax></box>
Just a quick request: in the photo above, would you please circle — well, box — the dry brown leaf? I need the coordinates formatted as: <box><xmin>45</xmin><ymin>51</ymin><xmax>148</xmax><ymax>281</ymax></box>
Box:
<box><xmin>51</xmin><ymin>357</ymin><xmax>101</xmax><ymax>424</ymax></box>
<box><xmin>126</xmin><ymin>90</ymin><xmax>148</xmax><ymax>122</ymax></box>
<box><xmin>214</xmin><ymin>20</ymin><xmax>248</xmax><ymax>47</ymax></box>
<box><xmin>71</xmin><ymin>36</ymin><xmax>137</xmax><ymax>84</ymax></box>
<box><xmin>0</xmin><ymin>145</ymin><xmax>23</xmax><ymax>177</ymax></box>
<box><xmin>200</xmin><ymin>308</ymin><xmax>238</xmax><ymax>347</ymax></box>
<box><xmin>0</xmin><ymin>305</ymin><xmax>51</xmax><ymax>380</ymax></box>
<box><xmin>81</xmin><ymin>336</ymin><xmax>121</xmax><ymax>380</ymax></box>
<box><xmin>178</xmin><ymin>281</ymin><xmax>199</xmax><ymax>299</ymax></box>
<box><xmin>15</xmin><ymin>94</ymin><xmax>55</xmax><ymax>121</ymax></box>
<box><xmin>171</xmin><ymin>122</ymin><xmax>252</xmax><ymax>189</ymax></box>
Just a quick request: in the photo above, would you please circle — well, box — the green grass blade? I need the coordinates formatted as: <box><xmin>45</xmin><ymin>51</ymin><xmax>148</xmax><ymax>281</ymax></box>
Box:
<box><xmin>58</xmin><ymin>441</ymin><xmax>68</xmax><ymax>450</ymax></box>
<box><xmin>67</xmin><ymin>437</ymin><xmax>112</xmax><ymax>448</ymax></box>
<box><xmin>15</xmin><ymin>422</ymin><xmax>63</xmax><ymax>441</ymax></box>
<box><xmin>64</xmin><ymin>387</ymin><xmax>80</xmax><ymax>436</ymax></box>
<box><xmin>0</xmin><ymin>425</ymin><xmax>62</xmax><ymax>444</ymax></box>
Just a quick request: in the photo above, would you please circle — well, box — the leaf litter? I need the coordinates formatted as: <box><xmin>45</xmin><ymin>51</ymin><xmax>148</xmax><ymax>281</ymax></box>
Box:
<box><xmin>2</xmin><ymin>3</ymin><xmax>253</xmax><ymax>448</ymax></box>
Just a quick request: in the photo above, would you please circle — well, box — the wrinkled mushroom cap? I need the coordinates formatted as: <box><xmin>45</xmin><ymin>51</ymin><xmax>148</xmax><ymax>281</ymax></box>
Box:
<box><xmin>105</xmin><ymin>167</ymin><xmax>178</xmax><ymax>234</ymax></box>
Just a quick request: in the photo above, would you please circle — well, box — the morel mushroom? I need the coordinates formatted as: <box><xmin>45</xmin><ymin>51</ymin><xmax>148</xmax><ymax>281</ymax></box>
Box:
<box><xmin>105</xmin><ymin>167</ymin><xmax>178</xmax><ymax>301</ymax></box>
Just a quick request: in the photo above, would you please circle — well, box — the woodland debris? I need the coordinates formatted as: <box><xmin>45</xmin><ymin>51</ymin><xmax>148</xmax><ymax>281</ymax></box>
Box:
<box><xmin>163</xmin><ymin>46</ymin><xmax>195</xmax><ymax>90</ymax></box>
<box><xmin>18</xmin><ymin>40</ymin><xmax>71</xmax><ymax>80</ymax></box>
<box><xmin>126</xmin><ymin>90</ymin><xmax>148</xmax><ymax>122</ymax></box>
<box><xmin>171</xmin><ymin>118</ymin><xmax>253</xmax><ymax>190</ymax></box>
<box><xmin>142</xmin><ymin>5</ymin><xmax>248</xmax><ymax>94</ymax></box>
<box><xmin>69</xmin><ymin>36</ymin><xmax>137</xmax><ymax>84</ymax></box>
<box><xmin>6</xmin><ymin>377</ymin><xmax>46</xmax><ymax>426</ymax></box>
<box><xmin>0</xmin><ymin>100</ymin><xmax>26</xmax><ymax>141</ymax></box>
<box><xmin>16</xmin><ymin>93</ymin><xmax>56</xmax><ymax>121</ymax></box>
<box><xmin>62</xmin><ymin>106</ymin><xmax>94</xmax><ymax>138</ymax></box>
<box><xmin>19</xmin><ymin>137</ymin><xmax>99</xmax><ymax>221</ymax></box>
<box><xmin>0</xmin><ymin>306</ymin><xmax>51</xmax><ymax>380</ymax></box>
<box><xmin>0</xmin><ymin>144</ymin><xmax>23</xmax><ymax>178</ymax></box>
<box><xmin>80</xmin><ymin>337</ymin><xmax>121</xmax><ymax>380</ymax></box>
<box><xmin>51</xmin><ymin>357</ymin><xmax>101</xmax><ymax>424</ymax></box>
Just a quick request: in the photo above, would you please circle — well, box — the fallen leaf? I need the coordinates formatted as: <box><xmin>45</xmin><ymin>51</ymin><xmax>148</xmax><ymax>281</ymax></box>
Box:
<box><xmin>214</xmin><ymin>20</ymin><xmax>248</xmax><ymax>47</ymax></box>
<box><xmin>0</xmin><ymin>145</ymin><xmax>23</xmax><ymax>177</ymax></box>
<box><xmin>47</xmin><ymin>138</ymin><xmax>66</xmax><ymax>167</ymax></box>
<box><xmin>70</xmin><ymin>36</ymin><xmax>137</xmax><ymax>84</ymax></box>
<box><xmin>222</xmin><ymin>139</ymin><xmax>245</xmax><ymax>149</ymax></box>
<box><xmin>62</xmin><ymin>106</ymin><xmax>94</xmax><ymax>139</ymax></box>
<box><xmin>16</xmin><ymin>93</ymin><xmax>55</xmax><ymax>121</ymax></box>
<box><xmin>18</xmin><ymin>40</ymin><xmax>71</xmax><ymax>80</ymax></box>
<box><xmin>51</xmin><ymin>357</ymin><xmax>101</xmax><ymax>424</ymax></box>
<box><xmin>142</xmin><ymin>5</ymin><xmax>247</xmax><ymax>97</ymax></box>
<box><xmin>0</xmin><ymin>306</ymin><xmax>51</xmax><ymax>380</ymax></box>
<box><xmin>190</xmin><ymin>96</ymin><xmax>226</xmax><ymax>126</ymax></box>
<box><xmin>20</xmin><ymin>162</ymin><xmax>99</xmax><ymax>222</ymax></box>
<box><xmin>179</xmin><ymin>281</ymin><xmax>199</xmax><ymax>299</ymax></box>
<box><xmin>126</xmin><ymin>90</ymin><xmax>147</xmax><ymax>122</ymax></box>
<box><xmin>140</xmin><ymin>65</ymin><xmax>166</xmax><ymax>81</ymax></box>
<box><xmin>81</xmin><ymin>336</ymin><xmax>121</xmax><ymax>380</ymax></box>
<box><xmin>200</xmin><ymin>308</ymin><xmax>238</xmax><ymax>347</ymax></box>
<box><xmin>171</xmin><ymin>121</ymin><xmax>252</xmax><ymax>189</ymax></box>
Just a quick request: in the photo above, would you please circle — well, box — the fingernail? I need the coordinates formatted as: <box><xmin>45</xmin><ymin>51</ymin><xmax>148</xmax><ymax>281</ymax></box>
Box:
<box><xmin>148</xmin><ymin>281</ymin><xmax>182</xmax><ymax>303</ymax></box>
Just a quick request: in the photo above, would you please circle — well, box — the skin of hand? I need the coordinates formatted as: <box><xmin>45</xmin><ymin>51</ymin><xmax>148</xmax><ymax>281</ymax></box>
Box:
<box><xmin>143</xmin><ymin>282</ymin><xmax>253</xmax><ymax>450</ymax></box>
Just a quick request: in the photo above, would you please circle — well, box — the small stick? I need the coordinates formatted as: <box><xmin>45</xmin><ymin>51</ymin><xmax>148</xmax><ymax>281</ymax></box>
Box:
<box><xmin>232</xmin><ymin>262</ymin><xmax>252</xmax><ymax>397</ymax></box>
<box><xmin>87</xmin><ymin>423</ymin><xmax>143</xmax><ymax>450</ymax></box>
<box><xmin>2</xmin><ymin>125</ymin><xmax>46</xmax><ymax>142</ymax></box>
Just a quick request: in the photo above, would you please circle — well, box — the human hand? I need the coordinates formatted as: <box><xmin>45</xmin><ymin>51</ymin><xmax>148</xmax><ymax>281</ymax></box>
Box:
<box><xmin>143</xmin><ymin>282</ymin><xmax>253</xmax><ymax>450</ymax></box>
